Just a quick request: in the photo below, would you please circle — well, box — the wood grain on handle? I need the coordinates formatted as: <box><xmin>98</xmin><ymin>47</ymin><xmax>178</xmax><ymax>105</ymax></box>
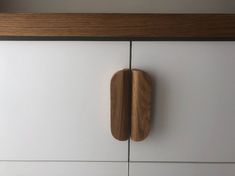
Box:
<box><xmin>131</xmin><ymin>69</ymin><xmax>152</xmax><ymax>141</ymax></box>
<box><xmin>111</xmin><ymin>69</ymin><xmax>131</xmax><ymax>141</ymax></box>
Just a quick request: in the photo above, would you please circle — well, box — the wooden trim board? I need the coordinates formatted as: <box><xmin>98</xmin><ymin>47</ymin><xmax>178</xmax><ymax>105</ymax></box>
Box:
<box><xmin>0</xmin><ymin>13</ymin><xmax>234</xmax><ymax>39</ymax></box>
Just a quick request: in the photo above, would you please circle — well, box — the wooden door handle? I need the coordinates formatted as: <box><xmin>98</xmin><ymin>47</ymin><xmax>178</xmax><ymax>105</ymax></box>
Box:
<box><xmin>111</xmin><ymin>69</ymin><xmax>152</xmax><ymax>141</ymax></box>
<box><xmin>110</xmin><ymin>69</ymin><xmax>131</xmax><ymax>141</ymax></box>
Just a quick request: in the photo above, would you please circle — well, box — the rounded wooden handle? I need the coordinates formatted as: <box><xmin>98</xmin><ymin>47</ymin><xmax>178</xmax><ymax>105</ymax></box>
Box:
<box><xmin>110</xmin><ymin>69</ymin><xmax>152</xmax><ymax>141</ymax></box>
<box><xmin>110</xmin><ymin>69</ymin><xmax>131</xmax><ymax>141</ymax></box>
<box><xmin>131</xmin><ymin>69</ymin><xmax>152</xmax><ymax>141</ymax></box>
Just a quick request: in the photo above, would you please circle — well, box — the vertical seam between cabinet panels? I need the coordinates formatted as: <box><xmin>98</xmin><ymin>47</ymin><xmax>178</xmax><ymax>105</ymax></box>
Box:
<box><xmin>128</xmin><ymin>41</ymin><xmax>132</xmax><ymax>176</ymax></box>
<box><xmin>129</xmin><ymin>41</ymin><xmax>132</xmax><ymax>70</ymax></box>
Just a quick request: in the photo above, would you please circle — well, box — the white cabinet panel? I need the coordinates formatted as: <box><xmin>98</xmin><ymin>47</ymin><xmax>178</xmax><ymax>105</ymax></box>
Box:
<box><xmin>131</xmin><ymin>42</ymin><xmax>235</xmax><ymax>162</ymax></box>
<box><xmin>0</xmin><ymin>162</ymin><xmax>127</xmax><ymax>176</ymax></box>
<box><xmin>0</xmin><ymin>41</ymin><xmax>129</xmax><ymax>161</ymax></box>
<box><xmin>130</xmin><ymin>163</ymin><xmax>235</xmax><ymax>176</ymax></box>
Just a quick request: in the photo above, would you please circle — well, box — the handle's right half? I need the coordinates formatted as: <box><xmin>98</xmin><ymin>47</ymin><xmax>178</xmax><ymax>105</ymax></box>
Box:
<box><xmin>131</xmin><ymin>69</ymin><xmax>152</xmax><ymax>141</ymax></box>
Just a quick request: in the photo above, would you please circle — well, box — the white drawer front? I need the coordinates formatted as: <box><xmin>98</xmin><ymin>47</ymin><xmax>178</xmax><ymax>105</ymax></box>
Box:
<box><xmin>0</xmin><ymin>162</ymin><xmax>127</xmax><ymax>176</ymax></box>
<box><xmin>130</xmin><ymin>163</ymin><xmax>235</xmax><ymax>176</ymax></box>
<box><xmin>131</xmin><ymin>42</ymin><xmax>235</xmax><ymax>162</ymax></box>
<box><xmin>0</xmin><ymin>41</ymin><xmax>129</xmax><ymax>161</ymax></box>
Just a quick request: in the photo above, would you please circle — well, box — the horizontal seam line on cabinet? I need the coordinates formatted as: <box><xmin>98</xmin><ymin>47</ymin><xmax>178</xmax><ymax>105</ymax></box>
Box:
<box><xmin>130</xmin><ymin>161</ymin><xmax>235</xmax><ymax>164</ymax></box>
<box><xmin>1</xmin><ymin>160</ymin><xmax>234</xmax><ymax>164</ymax></box>
<box><xmin>0</xmin><ymin>160</ymin><xmax>127</xmax><ymax>163</ymax></box>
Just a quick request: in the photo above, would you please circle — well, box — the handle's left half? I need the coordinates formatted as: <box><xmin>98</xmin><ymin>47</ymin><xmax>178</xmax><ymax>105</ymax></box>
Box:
<box><xmin>111</xmin><ymin>69</ymin><xmax>132</xmax><ymax>141</ymax></box>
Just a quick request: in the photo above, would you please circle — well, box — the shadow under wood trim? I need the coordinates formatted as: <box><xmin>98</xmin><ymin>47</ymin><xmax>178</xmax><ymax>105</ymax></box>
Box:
<box><xmin>0</xmin><ymin>13</ymin><xmax>234</xmax><ymax>39</ymax></box>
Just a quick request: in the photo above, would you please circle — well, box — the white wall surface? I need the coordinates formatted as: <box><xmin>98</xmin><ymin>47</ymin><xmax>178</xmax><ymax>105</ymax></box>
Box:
<box><xmin>0</xmin><ymin>0</ymin><xmax>234</xmax><ymax>13</ymax></box>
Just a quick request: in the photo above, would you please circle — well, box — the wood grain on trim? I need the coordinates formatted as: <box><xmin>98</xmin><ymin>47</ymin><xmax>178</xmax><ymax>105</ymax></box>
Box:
<box><xmin>131</xmin><ymin>69</ymin><xmax>152</xmax><ymax>141</ymax></box>
<box><xmin>0</xmin><ymin>13</ymin><xmax>234</xmax><ymax>39</ymax></box>
<box><xmin>111</xmin><ymin>69</ymin><xmax>131</xmax><ymax>141</ymax></box>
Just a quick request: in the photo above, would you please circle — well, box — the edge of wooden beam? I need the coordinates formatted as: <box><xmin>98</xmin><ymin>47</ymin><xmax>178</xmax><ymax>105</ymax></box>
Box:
<box><xmin>0</xmin><ymin>13</ymin><xmax>234</xmax><ymax>39</ymax></box>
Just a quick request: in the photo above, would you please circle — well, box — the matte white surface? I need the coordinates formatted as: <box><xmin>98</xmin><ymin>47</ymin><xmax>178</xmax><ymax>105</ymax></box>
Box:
<box><xmin>0</xmin><ymin>41</ymin><xmax>129</xmax><ymax>160</ymax></box>
<box><xmin>130</xmin><ymin>163</ymin><xmax>235</xmax><ymax>176</ymax></box>
<box><xmin>131</xmin><ymin>42</ymin><xmax>235</xmax><ymax>162</ymax></box>
<box><xmin>0</xmin><ymin>0</ymin><xmax>234</xmax><ymax>13</ymax></box>
<box><xmin>0</xmin><ymin>162</ymin><xmax>127</xmax><ymax>176</ymax></box>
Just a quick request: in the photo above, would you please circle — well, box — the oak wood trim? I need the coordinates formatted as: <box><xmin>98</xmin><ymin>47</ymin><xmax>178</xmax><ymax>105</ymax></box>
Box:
<box><xmin>0</xmin><ymin>13</ymin><xmax>234</xmax><ymax>39</ymax></box>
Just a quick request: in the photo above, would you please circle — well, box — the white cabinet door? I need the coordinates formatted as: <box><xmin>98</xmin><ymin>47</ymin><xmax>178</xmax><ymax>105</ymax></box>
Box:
<box><xmin>0</xmin><ymin>41</ymin><xmax>129</xmax><ymax>161</ymax></box>
<box><xmin>130</xmin><ymin>163</ymin><xmax>235</xmax><ymax>176</ymax></box>
<box><xmin>131</xmin><ymin>42</ymin><xmax>235</xmax><ymax>162</ymax></box>
<box><xmin>0</xmin><ymin>162</ymin><xmax>127</xmax><ymax>176</ymax></box>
